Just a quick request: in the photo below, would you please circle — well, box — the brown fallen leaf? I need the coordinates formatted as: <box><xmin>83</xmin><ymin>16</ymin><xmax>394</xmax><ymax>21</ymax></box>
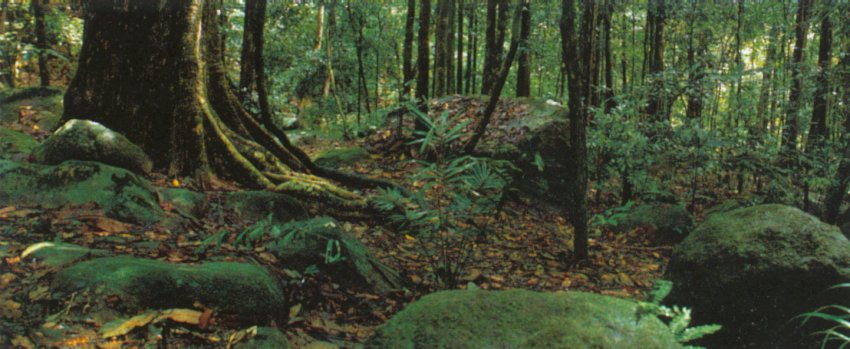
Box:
<box><xmin>100</xmin><ymin>309</ymin><xmax>202</xmax><ymax>338</ymax></box>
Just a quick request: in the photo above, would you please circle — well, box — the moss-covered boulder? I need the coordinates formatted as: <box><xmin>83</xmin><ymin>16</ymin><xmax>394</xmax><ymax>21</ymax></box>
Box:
<box><xmin>35</xmin><ymin>119</ymin><xmax>152</xmax><ymax>174</ymax></box>
<box><xmin>225</xmin><ymin>191</ymin><xmax>307</xmax><ymax>224</ymax></box>
<box><xmin>0</xmin><ymin>127</ymin><xmax>37</xmax><ymax>160</ymax></box>
<box><xmin>52</xmin><ymin>256</ymin><xmax>286</xmax><ymax>323</ymax></box>
<box><xmin>158</xmin><ymin>187</ymin><xmax>208</xmax><ymax>219</ymax></box>
<box><xmin>265</xmin><ymin>217</ymin><xmax>402</xmax><ymax>293</ymax></box>
<box><xmin>0</xmin><ymin>160</ymin><xmax>164</xmax><ymax>225</ymax></box>
<box><xmin>21</xmin><ymin>242</ymin><xmax>110</xmax><ymax>268</ymax></box>
<box><xmin>367</xmin><ymin>289</ymin><xmax>682</xmax><ymax>349</ymax></box>
<box><xmin>314</xmin><ymin>146</ymin><xmax>370</xmax><ymax>169</ymax></box>
<box><xmin>664</xmin><ymin>204</ymin><xmax>850</xmax><ymax>348</ymax></box>
<box><xmin>611</xmin><ymin>203</ymin><xmax>694</xmax><ymax>244</ymax></box>
<box><xmin>233</xmin><ymin>327</ymin><xmax>292</xmax><ymax>349</ymax></box>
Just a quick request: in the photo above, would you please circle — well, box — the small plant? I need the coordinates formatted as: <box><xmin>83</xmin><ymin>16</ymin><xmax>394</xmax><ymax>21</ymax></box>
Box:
<box><xmin>636</xmin><ymin>280</ymin><xmax>721</xmax><ymax>348</ymax></box>
<box><xmin>798</xmin><ymin>283</ymin><xmax>850</xmax><ymax>349</ymax></box>
<box><xmin>374</xmin><ymin>109</ymin><xmax>509</xmax><ymax>288</ymax></box>
<box><xmin>590</xmin><ymin>201</ymin><xmax>635</xmax><ymax>228</ymax></box>
<box><xmin>198</xmin><ymin>215</ymin><xmax>344</xmax><ymax>265</ymax></box>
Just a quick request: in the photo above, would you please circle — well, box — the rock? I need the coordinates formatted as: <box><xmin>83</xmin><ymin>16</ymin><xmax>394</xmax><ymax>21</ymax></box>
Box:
<box><xmin>664</xmin><ymin>204</ymin><xmax>850</xmax><ymax>348</ymax></box>
<box><xmin>225</xmin><ymin>191</ymin><xmax>307</xmax><ymax>224</ymax></box>
<box><xmin>21</xmin><ymin>242</ymin><xmax>109</xmax><ymax>268</ymax></box>
<box><xmin>842</xmin><ymin>221</ymin><xmax>850</xmax><ymax>240</ymax></box>
<box><xmin>611</xmin><ymin>203</ymin><xmax>694</xmax><ymax>244</ymax></box>
<box><xmin>234</xmin><ymin>327</ymin><xmax>292</xmax><ymax>349</ymax></box>
<box><xmin>265</xmin><ymin>217</ymin><xmax>403</xmax><ymax>294</ymax></box>
<box><xmin>314</xmin><ymin>147</ymin><xmax>370</xmax><ymax>169</ymax></box>
<box><xmin>0</xmin><ymin>160</ymin><xmax>165</xmax><ymax>225</ymax></box>
<box><xmin>158</xmin><ymin>188</ymin><xmax>208</xmax><ymax>219</ymax></box>
<box><xmin>0</xmin><ymin>128</ymin><xmax>37</xmax><ymax>161</ymax></box>
<box><xmin>52</xmin><ymin>256</ymin><xmax>286</xmax><ymax>323</ymax></box>
<box><xmin>367</xmin><ymin>289</ymin><xmax>683</xmax><ymax>349</ymax></box>
<box><xmin>35</xmin><ymin>119</ymin><xmax>152</xmax><ymax>174</ymax></box>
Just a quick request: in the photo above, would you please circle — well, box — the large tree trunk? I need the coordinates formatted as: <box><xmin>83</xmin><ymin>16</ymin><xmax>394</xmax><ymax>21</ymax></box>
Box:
<box><xmin>434</xmin><ymin>0</ymin><xmax>450</xmax><ymax>97</ymax></box>
<box><xmin>239</xmin><ymin>0</ymin><xmax>260</xmax><ymax>93</ymax></box>
<box><xmin>62</xmin><ymin>0</ymin><xmax>379</xmax><ymax>211</ymax></box>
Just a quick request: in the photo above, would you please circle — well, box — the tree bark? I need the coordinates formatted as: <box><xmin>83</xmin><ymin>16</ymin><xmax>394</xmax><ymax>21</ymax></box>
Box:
<box><xmin>33</xmin><ymin>0</ymin><xmax>50</xmax><ymax>87</ymax></box>
<box><xmin>447</xmin><ymin>0</ymin><xmax>456</xmax><ymax>95</ymax></box>
<box><xmin>782</xmin><ymin>0</ymin><xmax>811</xmax><ymax>157</ymax></box>
<box><xmin>809</xmin><ymin>4</ymin><xmax>832</xmax><ymax>149</ymax></box>
<box><xmin>456</xmin><ymin>0</ymin><xmax>464</xmax><ymax>95</ymax></box>
<box><xmin>824</xmin><ymin>11</ymin><xmax>850</xmax><ymax>224</ymax></box>
<box><xmin>515</xmin><ymin>0</ymin><xmax>531</xmax><ymax>97</ymax></box>
<box><xmin>61</xmin><ymin>0</ymin><xmax>387</xmax><ymax>212</ymax></box>
<box><xmin>402</xmin><ymin>0</ymin><xmax>416</xmax><ymax>102</ymax></box>
<box><xmin>481</xmin><ymin>0</ymin><xmax>508</xmax><ymax>95</ymax></box>
<box><xmin>416</xmin><ymin>0</ymin><xmax>432</xmax><ymax>120</ymax></box>
<box><xmin>239</xmin><ymin>0</ymin><xmax>260</xmax><ymax>93</ymax></box>
<box><xmin>645</xmin><ymin>0</ymin><xmax>666</xmax><ymax>121</ymax></box>
<box><xmin>756</xmin><ymin>26</ymin><xmax>779</xmax><ymax>129</ymax></box>
<box><xmin>562</xmin><ymin>0</ymin><xmax>597</xmax><ymax>260</ymax></box>
<box><xmin>434</xmin><ymin>0</ymin><xmax>450</xmax><ymax>97</ymax></box>
<box><xmin>314</xmin><ymin>0</ymin><xmax>325</xmax><ymax>51</ymax></box>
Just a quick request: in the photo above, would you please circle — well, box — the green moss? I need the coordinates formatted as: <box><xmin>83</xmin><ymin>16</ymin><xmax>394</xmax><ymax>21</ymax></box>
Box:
<box><xmin>368</xmin><ymin>289</ymin><xmax>681</xmax><ymax>349</ymax></box>
<box><xmin>265</xmin><ymin>217</ymin><xmax>402</xmax><ymax>293</ymax></box>
<box><xmin>0</xmin><ymin>160</ymin><xmax>164</xmax><ymax>225</ymax></box>
<box><xmin>52</xmin><ymin>256</ymin><xmax>286</xmax><ymax>322</ymax></box>
<box><xmin>158</xmin><ymin>188</ymin><xmax>208</xmax><ymax>218</ymax></box>
<box><xmin>314</xmin><ymin>147</ymin><xmax>370</xmax><ymax>169</ymax></box>
<box><xmin>0</xmin><ymin>127</ymin><xmax>37</xmax><ymax>160</ymax></box>
<box><xmin>665</xmin><ymin>204</ymin><xmax>850</xmax><ymax>348</ymax></box>
<box><xmin>22</xmin><ymin>242</ymin><xmax>110</xmax><ymax>268</ymax></box>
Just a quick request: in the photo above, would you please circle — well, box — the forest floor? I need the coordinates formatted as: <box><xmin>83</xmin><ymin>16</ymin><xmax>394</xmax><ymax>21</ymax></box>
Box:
<box><xmin>0</xmin><ymin>93</ymin><xmax>682</xmax><ymax>348</ymax></box>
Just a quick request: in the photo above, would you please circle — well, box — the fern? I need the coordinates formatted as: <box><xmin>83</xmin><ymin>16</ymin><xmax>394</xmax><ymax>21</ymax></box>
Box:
<box><xmin>636</xmin><ymin>280</ymin><xmax>721</xmax><ymax>348</ymax></box>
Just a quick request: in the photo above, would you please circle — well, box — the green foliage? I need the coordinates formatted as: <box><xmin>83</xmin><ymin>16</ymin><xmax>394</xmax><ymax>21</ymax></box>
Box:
<box><xmin>799</xmin><ymin>283</ymin><xmax>850</xmax><ymax>349</ymax></box>
<box><xmin>636</xmin><ymin>280</ymin><xmax>722</xmax><ymax>349</ymax></box>
<box><xmin>374</xmin><ymin>109</ymin><xmax>509</xmax><ymax>288</ymax></box>
<box><xmin>199</xmin><ymin>215</ymin><xmax>345</xmax><ymax>265</ymax></box>
<box><xmin>590</xmin><ymin>201</ymin><xmax>635</xmax><ymax>228</ymax></box>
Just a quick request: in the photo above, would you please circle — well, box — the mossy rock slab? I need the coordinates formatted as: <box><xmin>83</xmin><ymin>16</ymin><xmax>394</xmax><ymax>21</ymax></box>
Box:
<box><xmin>0</xmin><ymin>160</ymin><xmax>164</xmax><ymax>225</ymax></box>
<box><xmin>664</xmin><ymin>204</ymin><xmax>850</xmax><ymax>348</ymax></box>
<box><xmin>367</xmin><ymin>289</ymin><xmax>682</xmax><ymax>349</ymax></box>
<box><xmin>611</xmin><ymin>203</ymin><xmax>694</xmax><ymax>244</ymax></box>
<box><xmin>233</xmin><ymin>327</ymin><xmax>292</xmax><ymax>349</ymax></box>
<box><xmin>224</xmin><ymin>191</ymin><xmax>307</xmax><ymax>224</ymax></box>
<box><xmin>313</xmin><ymin>147</ymin><xmax>370</xmax><ymax>169</ymax></box>
<box><xmin>52</xmin><ymin>256</ymin><xmax>286</xmax><ymax>323</ymax></box>
<box><xmin>265</xmin><ymin>217</ymin><xmax>402</xmax><ymax>293</ymax></box>
<box><xmin>158</xmin><ymin>188</ymin><xmax>208</xmax><ymax>219</ymax></box>
<box><xmin>35</xmin><ymin>119</ymin><xmax>152</xmax><ymax>174</ymax></box>
<box><xmin>21</xmin><ymin>242</ymin><xmax>110</xmax><ymax>268</ymax></box>
<box><xmin>0</xmin><ymin>127</ymin><xmax>37</xmax><ymax>160</ymax></box>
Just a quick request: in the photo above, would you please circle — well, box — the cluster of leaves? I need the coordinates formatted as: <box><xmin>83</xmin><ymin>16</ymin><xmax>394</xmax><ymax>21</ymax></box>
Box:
<box><xmin>374</xmin><ymin>109</ymin><xmax>509</xmax><ymax>288</ymax></box>
<box><xmin>636</xmin><ymin>280</ymin><xmax>722</xmax><ymax>349</ymax></box>
<box><xmin>199</xmin><ymin>215</ymin><xmax>344</xmax><ymax>266</ymax></box>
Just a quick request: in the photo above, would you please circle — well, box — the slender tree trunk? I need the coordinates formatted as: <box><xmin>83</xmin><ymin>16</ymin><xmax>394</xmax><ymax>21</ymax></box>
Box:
<box><xmin>602</xmin><ymin>0</ymin><xmax>615</xmax><ymax>111</ymax></box>
<box><xmin>756</xmin><ymin>26</ymin><xmax>779</xmax><ymax>129</ymax></box>
<box><xmin>824</xmin><ymin>10</ymin><xmax>850</xmax><ymax>224</ymax></box>
<box><xmin>685</xmin><ymin>10</ymin><xmax>706</xmax><ymax>120</ymax></box>
<box><xmin>782</xmin><ymin>0</ymin><xmax>811</xmax><ymax>157</ymax></box>
<box><xmin>516</xmin><ymin>0</ymin><xmax>531</xmax><ymax>97</ymax></box>
<box><xmin>562</xmin><ymin>0</ymin><xmax>598</xmax><ymax>260</ymax></box>
<box><xmin>434</xmin><ymin>0</ymin><xmax>449</xmax><ymax>96</ymax></box>
<box><xmin>482</xmin><ymin>0</ymin><xmax>508</xmax><ymax>95</ymax></box>
<box><xmin>323</xmin><ymin>0</ymin><xmax>337</xmax><ymax>98</ymax></box>
<box><xmin>33</xmin><ymin>0</ymin><xmax>49</xmax><ymax>86</ymax></box>
<box><xmin>314</xmin><ymin>0</ymin><xmax>325</xmax><ymax>51</ymax></box>
<box><xmin>251</xmin><ymin>0</ymin><xmax>271</xmax><ymax>126</ymax></box>
<box><xmin>645</xmin><ymin>0</ymin><xmax>666</xmax><ymax>121</ymax></box>
<box><xmin>456</xmin><ymin>0</ymin><xmax>464</xmax><ymax>95</ymax></box>
<box><xmin>402</xmin><ymin>0</ymin><xmax>416</xmax><ymax>102</ymax></box>
<box><xmin>240</xmin><ymin>0</ymin><xmax>259</xmax><ymax>93</ymax></box>
<box><xmin>468</xmin><ymin>5</ymin><xmax>478</xmax><ymax>94</ymax></box>
<box><xmin>416</xmin><ymin>0</ymin><xmax>432</xmax><ymax>129</ymax></box>
<box><xmin>347</xmin><ymin>4</ymin><xmax>371</xmax><ymax>117</ymax></box>
<box><xmin>809</xmin><ymin>4</ymin><xmax>833</xmax><ymax>149</ymax></box>
<box><xmin>447</xmin><ymin>0</ymin><xmax>456</xmax><ymax>95</ymax></box>
<box><xmin>464</xmin><ymin>0</ymin><xmax>524</xmax><ymax>154</ymax></box>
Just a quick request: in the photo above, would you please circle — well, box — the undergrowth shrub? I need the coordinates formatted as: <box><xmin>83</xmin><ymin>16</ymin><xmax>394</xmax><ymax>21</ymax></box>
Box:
<box><xmin>637</xmin><ymin>280</ymin><xmax>722</xmax><ymax>349</ymax></box>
